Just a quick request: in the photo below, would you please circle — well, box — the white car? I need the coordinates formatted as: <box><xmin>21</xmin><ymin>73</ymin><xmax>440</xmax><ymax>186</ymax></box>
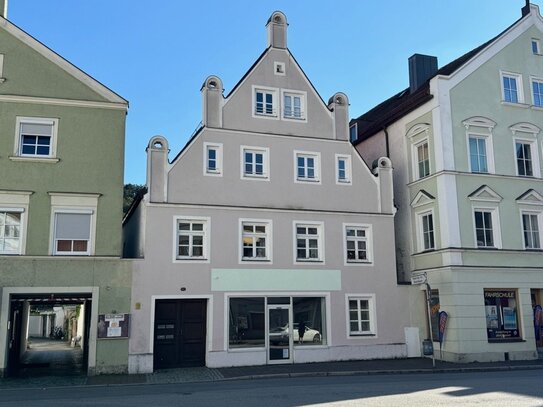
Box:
<box><xmin>270</xmin><ymin>323</ymin><xmax>322</xmax><ymax>344</ymax></box>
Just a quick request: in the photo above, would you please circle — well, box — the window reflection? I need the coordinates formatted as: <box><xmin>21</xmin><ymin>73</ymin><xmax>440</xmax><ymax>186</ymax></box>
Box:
<box><xmin>229</xmin><ymin>298</ymin><xmax>265</xmax><ymax>348</ymax></box>
<box><xmin>293</xmin><ymin>297</ymin><xmax>325</xmax><ymax>345</ymax></box>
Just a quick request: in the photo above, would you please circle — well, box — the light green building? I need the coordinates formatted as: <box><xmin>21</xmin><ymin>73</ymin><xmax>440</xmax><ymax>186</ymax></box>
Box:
<box><xmin>352</xmin><ymin>3</ymin><xmax>543</xmax><ymax>362</ymax></box>
<box><xmin>0</xmin><ymin>5</ymin><xmax>130</xmax><ymax>375</ymax></box>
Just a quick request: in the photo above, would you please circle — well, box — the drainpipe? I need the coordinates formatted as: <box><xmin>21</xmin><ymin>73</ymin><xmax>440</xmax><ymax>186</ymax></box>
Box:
<box><xmin>383</xmin><ymin>126</ymin><xmax>390</xmax><ymax>158</ymax></box>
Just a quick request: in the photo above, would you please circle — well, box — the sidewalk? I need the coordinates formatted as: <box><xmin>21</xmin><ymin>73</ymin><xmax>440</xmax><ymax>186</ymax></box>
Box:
<box><xmin>2</xmin><ymin>357</ymin><xmax>543</xmax><ymax>389</ymax></box>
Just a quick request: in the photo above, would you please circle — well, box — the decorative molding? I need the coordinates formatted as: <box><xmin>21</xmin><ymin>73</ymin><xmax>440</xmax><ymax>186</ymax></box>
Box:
<box><xmin>516</xmin><ymin>189</ymin><xmax>543</xmax><ymax>205</ymax></box>
<box><xmin>462</xmin><ymin>116</ymin><xmax>496</xmax><ymax>130</ymax></box>
<box><xmin>410</xmin><ymin>190</ymin><xmax>436</xmax><ymax>208</ymax></box>
<box><xmin>468</xmin><ymin>185</ymin><xmax>503</xmax><ymax>202</ymax></box>
<box><xmin>406</xmin><ymin>123</ymin><xmax>430</xmax><ymax>139</ymax></box>
<box><xmin>0</xmin><ymin>94</ymin><xmax>127</xmax><ymax>111</ymax></box>
<box><xmin>509</xmin><ymin>122</ymin><xmax>541</xmax><ymax>136</ymax></box>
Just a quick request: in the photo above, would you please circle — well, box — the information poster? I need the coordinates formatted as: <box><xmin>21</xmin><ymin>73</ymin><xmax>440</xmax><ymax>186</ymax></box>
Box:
<box><xmin>97</xmin><ymin>313</ymin><xmax>130</xmax><ymax>339</ymax></box>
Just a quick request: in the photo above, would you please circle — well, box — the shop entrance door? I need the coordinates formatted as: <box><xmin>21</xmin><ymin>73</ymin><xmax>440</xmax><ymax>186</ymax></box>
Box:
<box><xmin>267</xmin><ymin>305</ymin><xmax>292</xmax><ymax>364</ymax></box>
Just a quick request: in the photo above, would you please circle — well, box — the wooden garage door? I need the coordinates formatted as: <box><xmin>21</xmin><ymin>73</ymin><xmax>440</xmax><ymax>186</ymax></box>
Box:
<box><xmin>153</xmin><ymin>299</ymin><xmax>207</xmax><ymax>369</ymax></box>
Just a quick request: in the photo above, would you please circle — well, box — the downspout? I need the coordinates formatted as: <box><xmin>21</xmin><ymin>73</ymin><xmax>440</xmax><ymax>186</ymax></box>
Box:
<box><xmin>384</xmin><ymin>126</ymin><xmax>390</xmax><ymax>158</ymax></box>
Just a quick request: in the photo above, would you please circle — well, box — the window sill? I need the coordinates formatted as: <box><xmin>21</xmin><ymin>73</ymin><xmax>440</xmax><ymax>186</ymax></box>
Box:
<box><xmin>283</xmin><ymin>116</ymin><xmax>307</xmax><ymax>122</ymax></box>
<box><xmin>175</xmin><ymin>257</ymin><xmax>208</xmax><ymax>261</ymax></box>
<box><xmin>295</xmin><ymin>259</ymin><xmax>324</xmax><ymax>263</ymax></box>
<box><xmin>296</xmin><ymin>178</ymin><xmax>321</xmax><ymax>184</ymax></box>
<box><xmin>241</xmin><ymin>258</ymin><xmax>271</xmax><ymax>263</ymax></box>
<box><xmin>9</xmin><ymin>156</ymin><xmax>60</xmax><ymax>163</ymax></box>
<box><xmin>337</xmin><ymin>180</ymin><xmax>352</xmax><ymax>185</ymax></box>
<box><xmin>53</xmin><ymin>253</ymin><xmax>91</xmax><ymax>256</ymax></box>
<box><xmin>349</xmin><ymin>333</ymin><xmax>376</xmax><ymax>337</ymax></box>
<box><xmin>254</xmin><ymin>112</ymin><xmax>277</xmax><ymax>118</ymax></box>
<box><xmin>346</xmin><ymin>260</ymin><xmax>372</xmax><ymax>265</ymax></box>
<box><xmin>531</xmin><ymin>105</ymin><xmax>543</xmax><ymax>111</ymax></box>
<box><xmin>501</xmin><ymin>101</ymin><xmax>530</xmax><ymax>109</ymax></box>
<box><xmin>205</xmin><ymin>170</ymin><xmax>222</xmax><ymax>177</ymax></box>
<box><xmin>242</xmin><ymin>174</ymin><xmax>269</xmax><ymax>181</ymax></box>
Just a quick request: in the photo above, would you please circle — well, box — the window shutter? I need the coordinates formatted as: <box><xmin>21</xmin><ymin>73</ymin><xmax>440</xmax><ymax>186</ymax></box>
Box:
<box><xmin>55</xmin><ymin>213</ymin><xmax>91</xmax><ymax>240</ymax></box>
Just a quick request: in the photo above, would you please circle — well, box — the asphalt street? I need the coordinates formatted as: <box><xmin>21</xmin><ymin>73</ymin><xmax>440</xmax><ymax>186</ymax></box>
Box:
<box><xmin>1</xmin><ymin>370</ymin><xmax>542</xmax><ymax>407</ymax></box>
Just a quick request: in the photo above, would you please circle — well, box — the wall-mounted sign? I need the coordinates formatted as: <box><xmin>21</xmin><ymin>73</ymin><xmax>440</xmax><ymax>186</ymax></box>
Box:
<box><xmin>411</xmin><ymin>273</ymin><xmax>427</xmax><ymax>285</ymax></box>
<box><xmin>97</xmin><ymin>313</ymin><xmax>130</xmax><ymax>339</ymax></box>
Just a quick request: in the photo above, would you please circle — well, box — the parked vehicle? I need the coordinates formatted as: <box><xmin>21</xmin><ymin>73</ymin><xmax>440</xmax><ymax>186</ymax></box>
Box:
<box><xmin>270</xmin><ymin>323</ymin><xmax>321</xmax><ymax>344</ymax></box>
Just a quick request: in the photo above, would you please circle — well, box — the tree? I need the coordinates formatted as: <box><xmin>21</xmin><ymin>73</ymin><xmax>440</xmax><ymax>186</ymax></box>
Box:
<box><xmin>123</xmin><ymin>183</ymin><xmax>146</xmax><ymax>215</ymax></box>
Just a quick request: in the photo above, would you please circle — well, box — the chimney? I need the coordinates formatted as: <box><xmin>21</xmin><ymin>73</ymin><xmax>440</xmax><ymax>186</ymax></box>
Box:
<box><xmin>0</xmin><ymin>0</ymin><xmax>7</xmax><ymax>18</ymax></box>
<box><xmin>146</xmin><ymin>136</ymin><xmax>169</xmax><ymax>203</ymax></box>
<box><xmin>328</xmin><ymin>92</ymin><xmax>349</xmax><ymax>141</ymax></box>
<box><xmin>522</xmin><ymin>0</ymin><xmax>531</xmax><ymax>16</ymax></box>
<box><xmin>201</xmin><ymin>75</ymin><xmax>224</xmax><ymax>128</ymax></box>
<box><xmin>266</xmin><ymin>11</ymin><xmax>288</xmax><ymax>49</ymax></box>
<box><xmin>408</xmin><ymin>54</ymin><xmax>438</xmax><ymax>93</ymax></box>
<box><xmin>372</xmin><ymin>157</ymin><xmax>394</xmax><ymax>214</ymax></box>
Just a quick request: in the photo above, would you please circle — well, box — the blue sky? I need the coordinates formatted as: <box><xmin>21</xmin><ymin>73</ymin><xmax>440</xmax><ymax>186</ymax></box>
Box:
<box><xmin>8</xmin><ymin>0</ymin><xmax>534</xmax><ymax>184</ymax></box>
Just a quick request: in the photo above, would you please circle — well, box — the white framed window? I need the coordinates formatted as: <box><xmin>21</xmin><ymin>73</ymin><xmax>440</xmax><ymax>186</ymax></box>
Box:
<box><xmin>473</xmin><ymin>208</ymin><xmax>501</xmax><ymax>249</ymax></box>
<box><xmin>531</xmin><ymin>77</ymin><xmax>543</xmax><ymax>108</ymax></box>
<box><xmin>15</xmin><ymin>117</ymin><xmax>59</xmax><ymax>159</ymax></box>
<box><xmin>240</xmin><ymin>219</ymin><xmax>271</xmax><ymax>262</ymax></box>
<box><xmin>281</xmin><ymin>90</ymin><xmax>307</xmax><ymax>121</ymax></box>
<box><xmin>500</xmin><ymin>71</ymin><xmax>524</xmax><ymax>104</ymax></box>
<box><xmin>203</xmin><ymin>142</ymin><xmax>223</xmax><ymax>176</ymax></box>
<box><xmin>0</xmin><ymin>209</ymin><xmax>23</xmax><ymax>254</ymax></box>
<box><xmin>514</xmin><ymin>139</ymin><xmax>539</xmax><ymax>177</ymax></box>
<box><xmin>468</xmin><ymin>135</ymin><xmax>489</xmax><ymax>173</ymax></box>
<box><xmin>344</xmin><ymin>224</ymin><xmax>372</xmax><ymax>264</ymax></box>
<box><xmin>416</xmin><ymin>210</ymin><xmax>435</xmax><ymax>252</ymax></box>
<box><xmin>253</xmin><ymin>86</ymin><xmax>277</xmax><ymax>118</ymax></box>
<box><xmin>521</xmin><ymin>211</ymin><xmax>542</xmax><ymax>249</ymax></box>
<box><xmin>294</xmin><ymin>151</ymin><xmax>321</xmax><ymax>184</ymax></box>
<box><xmin>463</xmin><ymin>118</ymin><xmax>496</xmax><ymax>174</ymax></box>
<box><xmin>335</xmin><ymin>154</ymin><xmax>352</xmax><ymax>185</ymax></box>
<box><xmin>175</xmin><ymin>217</ymin><xmax>209</xmax><ymax>261</ymax></box>
<box><xmin>53</xmin><ymin>211</ymin><xmax>92</xmax><ymax>255</ymax></box>
<box><xmin>294</xmin><ymin>221</ymin><xmax>324</xmax><ymax>263</ymax></box>
<box><xmin>346</xmin><ymin>294</ymin><xmax>376</xmax><ymax>336</ymax></box>
<box><xmin>0</xmin><ymin>191</ymin><xmax>30</xmax><ymax>255</ymax></box>
<box><xmin>414</xmin><ymin>140</ymin><xmax>430</xmax><ymax>179</ymax></box>
<box><xmin>532</xmin><ymin>39</ymin><xmax>540</xmax><ymax>55</ymax></box>
<box><xmin>49</xmin><ymin>193</ymin><xmax>98</xmax><ymax>256</ymax></box>
<box><xmin>241</xmin><ymin>146</ymin><xmax>269</xmax><ymax>180</ymax></box>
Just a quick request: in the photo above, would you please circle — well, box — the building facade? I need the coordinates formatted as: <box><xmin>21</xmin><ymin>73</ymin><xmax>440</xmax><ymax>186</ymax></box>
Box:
<box><xmin>124</xmin><ymin>12</ymin><xmax>413</xmax><ymax>373</ymax></box>
<box><xmin>0</xmin><ymin>7</ymin><xmax>131</xmax><ymax>376</ymax></box>
<box><xmin>352</xmin><ymin>3</ymin><xmax>543</xmax><ymax>362</ymax></box>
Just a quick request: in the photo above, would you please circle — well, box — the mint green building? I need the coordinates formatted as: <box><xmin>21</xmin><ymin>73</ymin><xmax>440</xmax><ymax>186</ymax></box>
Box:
<box><xmin>352</xmin><ymin>3</ymin><xmax>543</xmax><ymax>362</ymax></box>
<box><xmin>0</xmin><ymin>5</ymin><xmax>130</xmax><ymax>375</ymax></box>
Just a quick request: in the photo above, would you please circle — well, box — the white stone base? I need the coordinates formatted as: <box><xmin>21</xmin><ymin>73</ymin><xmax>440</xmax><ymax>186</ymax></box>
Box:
<box><xmin>128</xmin><ymin>353</ymin><xmax>153</xmax><ymax>374</ymax></box>
<box><xmin>207</xmin><ymin>344</ymin><xmax>407</xmax><ymax>368</ymax></box>
<box><xmin>437</xmin><ymin>349</ymin><xmax>538</xmax><ymax>363</ymax></box>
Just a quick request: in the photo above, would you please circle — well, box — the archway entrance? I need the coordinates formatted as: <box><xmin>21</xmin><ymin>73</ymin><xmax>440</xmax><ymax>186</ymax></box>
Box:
<box><xmin>7</xmin><ymin>293</ymin><xmax>92</xmax><ymax>377</ymax></box>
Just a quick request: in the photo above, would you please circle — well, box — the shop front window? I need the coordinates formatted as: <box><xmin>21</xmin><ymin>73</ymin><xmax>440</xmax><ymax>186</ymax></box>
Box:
<box><xmin>293</xmin><ymin>297</ymin><xmax>326</xmax><ymax>345</ymax></box>
<box><xmin>229</xmin><ymin>297</ymin><xmax>265</xmax><ymax>348</ymax></box>
<box><xmin>484</xmin><ymin>289</ymin><xmax>521</xmax><ymax>341</ymax></box>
